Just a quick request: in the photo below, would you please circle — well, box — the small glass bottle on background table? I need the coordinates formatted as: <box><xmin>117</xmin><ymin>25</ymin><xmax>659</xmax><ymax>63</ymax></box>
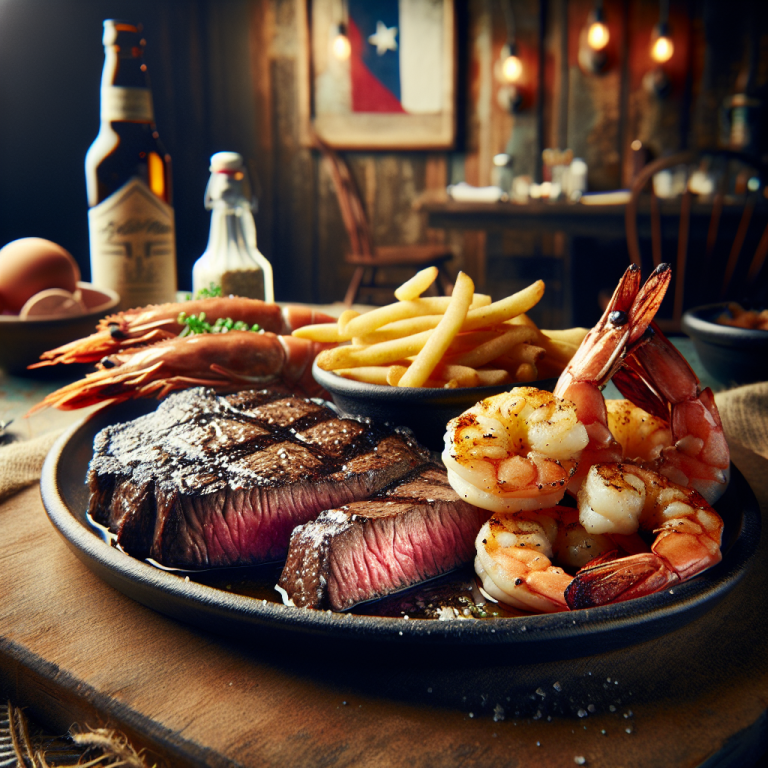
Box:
<box><xmin>86</xmin><ymin>19</ymin><xmax>177</xmax><ymax>311</ymax></box>
<box><xmin>192</xmin><ymin>152</ymin><xmax>274</xmax><ymax>302</ymax></box>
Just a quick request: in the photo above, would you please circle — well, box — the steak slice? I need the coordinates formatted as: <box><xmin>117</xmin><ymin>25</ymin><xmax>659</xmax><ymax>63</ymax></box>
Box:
<box><xmin>278</xmin><ymin>464</ymin><xmax>490</xmax><ymax>611</ymax></box>
<box><xmin>88</xmin><ymin>387</ymin><xmax>430</xmax><ymax>568</ymax></box>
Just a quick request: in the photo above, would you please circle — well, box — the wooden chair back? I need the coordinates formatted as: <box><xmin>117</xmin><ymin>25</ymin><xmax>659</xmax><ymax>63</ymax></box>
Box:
<box><xmin>314</xmin><ymin>135</ymin><xmax>374</xmax><ymax>258</ymax></box>
<box><xmin>313</xmin><ymin>134</ymin><xmax>454</xmax><ymax>306</ymax></box>
<box><xmin>625</xmin><ymin>149</ymin><xmax>768</xmax><ymax>330</ymax></box>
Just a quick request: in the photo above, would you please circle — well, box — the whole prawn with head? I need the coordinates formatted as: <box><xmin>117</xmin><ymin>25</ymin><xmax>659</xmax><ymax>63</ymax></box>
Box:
<box><xmin>554</xmin><ymin>262</ymin><xmax>730</xmax><ymax>505</ymax></box>
<box><xmin>443</xmin><ymin>263</ymin><xmax>730</xmax><ymax>611</ymax></box>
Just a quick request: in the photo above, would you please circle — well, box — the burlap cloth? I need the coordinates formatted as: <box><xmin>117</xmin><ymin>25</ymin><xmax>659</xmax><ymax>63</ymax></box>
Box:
<box><xmin>714</xmin><ymin>381</ymin><xmax>768</xmax><ymax>460</ymax></box>
<box><xmin>0</xmin><ymin>428</ymin><xmax>64</xmax><ymax>503</ymax></box>
<box><xmin>1</xmin><ymin>382</ymin><xmax>767</xmax><ymax>503</ymax></box>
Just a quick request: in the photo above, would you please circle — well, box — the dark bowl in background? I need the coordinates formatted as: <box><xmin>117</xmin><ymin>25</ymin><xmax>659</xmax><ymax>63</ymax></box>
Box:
<box><xmin>0</xmin><ymin>282</ymin><xmax>120</xmax><ymax>375</ymax></box>
<box><xmin>313</xmin><ymin>361</ymin><xmax>559</xmax><ymax>452</ymax></box>
<box><xmin>681</xmin><ymin>303</ymin><xmax>768</xmax><ymax>387</ymax></box>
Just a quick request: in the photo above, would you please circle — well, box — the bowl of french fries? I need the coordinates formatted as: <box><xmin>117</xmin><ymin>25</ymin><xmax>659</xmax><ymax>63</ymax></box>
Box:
<box><xmin>295</xmin><ymin>268</ymin><xmax>587</xmax><ymax>451</ymax></box>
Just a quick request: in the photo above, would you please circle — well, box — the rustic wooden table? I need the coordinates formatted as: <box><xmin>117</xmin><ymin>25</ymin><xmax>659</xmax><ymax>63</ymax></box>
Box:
<box><xmin>1</xmin><ymin>343</ymin><xmax>767</xmax><ymax>768</ymax></box>
<box><xmin>415</xmin><ymin>193</ymin><xmax>756</xmax><ymax>240</ymax></box>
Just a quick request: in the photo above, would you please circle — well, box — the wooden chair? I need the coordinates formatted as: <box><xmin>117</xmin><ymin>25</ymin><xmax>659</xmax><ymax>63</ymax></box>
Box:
<box><xmin>625</xmin><ymin>148</ymin><xmax>768</xmax><ymax>331</ymax></box>
<box><xmin>315</xmin><ymin>138</ymin><xmax>454</xmax><ymax>306</ymax></box>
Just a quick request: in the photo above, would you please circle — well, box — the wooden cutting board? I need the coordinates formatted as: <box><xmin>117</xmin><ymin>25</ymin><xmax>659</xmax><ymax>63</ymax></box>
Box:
<box><xmin>1</xmin><ymin>441</ymin><xmax>767</xmax><ymax>767</ymax></box>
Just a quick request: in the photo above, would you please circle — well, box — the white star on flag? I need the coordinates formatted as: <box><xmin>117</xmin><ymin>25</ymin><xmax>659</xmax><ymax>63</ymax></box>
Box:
<box><xmin>368</xmin><ymin>20</ymin><xmax>398</xmax><ymax>55</ymax></box>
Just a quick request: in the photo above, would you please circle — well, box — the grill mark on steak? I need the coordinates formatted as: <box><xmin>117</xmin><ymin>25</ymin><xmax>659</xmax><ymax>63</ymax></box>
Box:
<box><xmin>88</xmin><ymin>387</ymin><xmax>430</xmax><ymax>568</ymax></box>
<box><xmin>278</xmin><ymin>465</ymin><xmax>490</xmax><ymax>611</ymax></box>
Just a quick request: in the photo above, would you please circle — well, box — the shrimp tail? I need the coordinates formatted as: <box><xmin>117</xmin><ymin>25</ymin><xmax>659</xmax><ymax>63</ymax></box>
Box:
<box><xmin>556</xmin><ymin>263</ymin><xmax>671</xmax><ymax>395</ymax></box>
<box><xmin>565</xmin><ymin>552</ymin><xmax>679</xmax><ymax>609</ymax></box>
<box><xmin>614</xmin><ymin>322</ymin><xmax>731</xmax><ymax>504</ymax></box>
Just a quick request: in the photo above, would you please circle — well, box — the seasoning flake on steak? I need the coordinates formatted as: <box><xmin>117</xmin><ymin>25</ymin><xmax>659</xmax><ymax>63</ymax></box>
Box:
<box><xmin>88</xmin><ymin>387</ymin><xmax>430</xmax><ymax>569</ymax></box>
<box><xmin>278</xmin><ymin>464</ymin><xmax>490</xmax><ymax>611</ymax></box>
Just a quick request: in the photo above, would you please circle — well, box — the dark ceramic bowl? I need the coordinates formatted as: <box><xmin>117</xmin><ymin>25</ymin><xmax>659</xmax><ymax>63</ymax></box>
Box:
<box><xmin>0</xmin><ymin>282</ymin><xmax>120</xmax><ymax>374</ymax></box>
<box><xmin>313</xmin><ymin>360</ymin><xmax>559</xmax><ymax>452</ymax></box>
<box><xmin>681</xmin><ymin>303</ymin><xmax>768</xmax><ymax>387</ymax></box>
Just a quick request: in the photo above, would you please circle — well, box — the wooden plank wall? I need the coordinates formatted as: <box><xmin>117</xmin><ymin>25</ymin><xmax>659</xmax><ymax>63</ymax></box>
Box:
<box><xmin>248</xmin><ymin>0</ymin><xmax>767</xmax><ymax>318</ymax></box>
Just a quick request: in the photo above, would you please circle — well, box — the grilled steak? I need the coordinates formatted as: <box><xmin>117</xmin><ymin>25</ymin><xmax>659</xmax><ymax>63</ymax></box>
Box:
<box><xmin>278</xmin><ymin>464</ymin><xmax>490</xmax><ymax>611</ymax></box>
<box><xmin>88</xmin><ymin>387</ymin><xmax>430</xmax><ymax>569</ymax></box>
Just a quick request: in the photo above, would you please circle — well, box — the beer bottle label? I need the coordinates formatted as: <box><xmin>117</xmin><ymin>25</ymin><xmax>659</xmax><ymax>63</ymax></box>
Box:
<box><xmin>101</xmin><ymin>86</ymin><xmax>154</xmax><ymax>122</ymax></box>
<box><xmin>88</xmin><ymin>177</ymin><xmax>177</xmax><ymax>309</ymax></box>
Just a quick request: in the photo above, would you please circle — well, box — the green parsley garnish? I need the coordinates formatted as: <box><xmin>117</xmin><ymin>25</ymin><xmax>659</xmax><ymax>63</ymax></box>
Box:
<box><xmin>177</xmin><ymin>311</ymin><xmax>261</xmax><ymax>336</ymax></box>
<box><xmin>194</xmin><ymin>283</ymin><xmax>223</xmax><ymax>299</ymax></box>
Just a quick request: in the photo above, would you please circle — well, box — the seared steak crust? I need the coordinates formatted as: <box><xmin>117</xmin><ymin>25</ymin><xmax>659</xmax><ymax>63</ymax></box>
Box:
<box><xmin>88</xmin><ymin>387</ymin><xmax>430</xmax><ymax>568</ymax></box>
<box><xmin>278</xmin><ymin>465</ymin><xmax>490</xmax><ymax>611</ymax></box>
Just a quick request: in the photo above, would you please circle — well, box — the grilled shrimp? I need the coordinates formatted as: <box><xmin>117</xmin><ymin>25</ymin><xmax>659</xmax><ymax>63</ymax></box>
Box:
<box><xmin>27</xmin><ymin>331</ymin><xmax>334</xmax><ymax>414</ymax></box>
<box><xmin>475</xmin><ymin>506</ymin><xmax>645</xmax><ymax>613</ymax></box>
<box><xmin>444</xmin><ymin>264</ymin><xmax>730</xmax><ymax>611</ymax></box>
<box><xmin>565</xmin><ymin>463</ymin><xmax>723</xmax><ymax>609</ymax></box>
<box><xmin>31</xmin><ymin>297</ymin><xmax>335</xmax><ymax>367</ymax></box>
<box><xmin>442</xmin><ymin>387</ymin><xmax>589</xmax><ymax>513</ymax></box>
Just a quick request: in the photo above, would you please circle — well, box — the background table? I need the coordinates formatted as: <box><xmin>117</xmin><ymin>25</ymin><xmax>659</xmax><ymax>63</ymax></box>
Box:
<box><xmin>1</xmin><ymin>341</ymin><xmax>766</xmax><ymax>767</ymax></box>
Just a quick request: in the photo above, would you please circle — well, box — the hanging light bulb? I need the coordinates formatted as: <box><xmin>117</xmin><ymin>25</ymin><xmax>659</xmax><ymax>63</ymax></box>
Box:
<box><xmin>650</xmin><ymin>0</ymin><xmax>674</xmax><ymax>64</ymax></box>
<box><xmin>496</xmin><ymin>2</ymin><xmax>523</xmax><ymax>111</ymax></box>
<box><xmin>644</xmin><ymin>0</ymin><xmax>673</xmax><ymax>96</ymax></box>
<box><xmin>332</xmin><ymin>22</ymin><xmax>351</xmax><ymax>61</ymax></box>
<box><xmin>650</xmin><ymin>23</ymin><xmax>674</xmax><ymax>63</ymax></box>
<box><xmin>587</xmin><ymin>6</ymin><xmax>609</xmax><ymax>51</ymax></box>
<box><xmin>579</xmin><ymin>2</ymin><xmax>609</xmax><ymax>74</ymax></box>
<box><xmin>501</xmin><ymin>41</ymin><xmax>523</xmax><ymax>83</ymax></box>
<box><xmin>587</xmin><ymin>21</ymin><xmax>609</xmax><ymax>51</ymax></box>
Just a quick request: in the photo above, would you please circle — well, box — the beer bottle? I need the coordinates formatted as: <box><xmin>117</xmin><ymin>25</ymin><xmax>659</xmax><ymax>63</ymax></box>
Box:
<box><xmin>86</xmin><ymin>20</ymin><xmax>177</xmax><ymax>310</ymax></box>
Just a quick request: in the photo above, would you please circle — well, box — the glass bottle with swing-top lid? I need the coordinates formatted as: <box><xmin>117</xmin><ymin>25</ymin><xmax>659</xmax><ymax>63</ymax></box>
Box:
<box><xmin>192</xmin><ymin>152</ymin><xmax>274</xmax><ymax>302</ymax></box>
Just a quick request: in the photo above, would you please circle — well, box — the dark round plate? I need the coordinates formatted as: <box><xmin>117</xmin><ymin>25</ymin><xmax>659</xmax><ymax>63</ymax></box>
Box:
<box><xmin>41</xmin><ymin>398</ymin><xmax>761</xmax><ymax>660</ymax></box>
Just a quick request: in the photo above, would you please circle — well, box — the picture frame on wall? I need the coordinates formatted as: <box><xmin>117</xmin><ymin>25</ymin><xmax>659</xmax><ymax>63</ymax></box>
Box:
<box><xmin>299</xmin><ymin>0</ymin><xmax>456</xmax><ymax>150</ymax></box>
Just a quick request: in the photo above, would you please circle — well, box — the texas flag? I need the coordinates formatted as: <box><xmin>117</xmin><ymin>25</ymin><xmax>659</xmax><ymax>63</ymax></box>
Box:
<box><xmin>348</xmin><ymin>0</ymin><xmax>443</xmax><ymax>114</ymax></box>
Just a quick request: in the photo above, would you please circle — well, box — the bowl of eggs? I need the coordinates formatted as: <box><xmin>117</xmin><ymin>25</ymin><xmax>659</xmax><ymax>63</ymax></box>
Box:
<box><xmin>0</xmin><ymin>237</ymin><xmax>120</xmax><ymax>374</ymax></box>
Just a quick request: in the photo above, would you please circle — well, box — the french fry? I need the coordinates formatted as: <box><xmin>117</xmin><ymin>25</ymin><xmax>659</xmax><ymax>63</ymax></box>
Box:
<box><xmin>394</xmin><ymin>266</ymin><xmax>438</xmax><ymax>301</ymax></box>
<box><xmin>315</xmin><ymin>329</ymin><xmax>433</xmax><ymax>370</ymax></box>
<box><xmin>505</xmin><ymin>313</ymin><xmax>537</xmax><ymax>328</ymax></box>
<box><xmin>341</xmin><ymin>294</ymin><xmax>490</xmax><ymax>340</ymax></box>
<box><xmin>431</xmin><ymin>363</ymin><xmax>481</xmax><ymax>387</ymax></box>
<box><xmin>291</xmin><ymin>322</ymin><xmax>343</xmax><ymax>342</ymax></box>
<box><xmin>462</xmin><ymin>281</ymin><xmax>545</xmax><ymax>330</ymax></box>
<box><xmin>354</xmin><ymin>315</ymin><xmax>446</xmax><ymax>344</ymax></box>
<box><xmin>542</xmin><ymin>327</ymin><xmax>589</xmax><ymax>346</ymax></box>
<box><xmin>497</xmin><ymin>343</ymin><xmax>547</xmax><ymax>367</ymax></box>
<box><xmin>444</xmin><ymin>330</ymin><xmax>503</xmax><ymax>355</ymax></box>
<box><xmin>398</xmin><ymin>272</ymin><xmax>475</xmax><ymax>387</ymax></box>
<box><xmin>475</xmin><ymin>368</ymin><xmax>514</xmax><ymax>386</ymax></box>
<box><xmin>386</xmin><ymin>365</ymin><xmax>409</xmax><ymax>386</ymax></box>
<box><xmin>335</xmin><ymin>367</ymin><xmax>391</xmax><ymax>385</ymax></box>
<box><xmin>445</xmin><ymin>326</ymin><xmax>538</xmax><ymax>368</ymax></box>
<box><xmin>513</xmin><ymin>362</ymin><xmax>539</xmax><ymax>382</ymax></box>
<box><xmin>537</xmin><ymin>333</ymin><xmax>587</xmax><ymax>367</ymax></box>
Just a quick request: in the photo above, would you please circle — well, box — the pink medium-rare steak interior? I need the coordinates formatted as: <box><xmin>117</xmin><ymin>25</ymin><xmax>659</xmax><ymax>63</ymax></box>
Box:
<box><xmin>279</xmin><ymin>465</ymin><xmax>490</xmax><ymax>611</ymax></box>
